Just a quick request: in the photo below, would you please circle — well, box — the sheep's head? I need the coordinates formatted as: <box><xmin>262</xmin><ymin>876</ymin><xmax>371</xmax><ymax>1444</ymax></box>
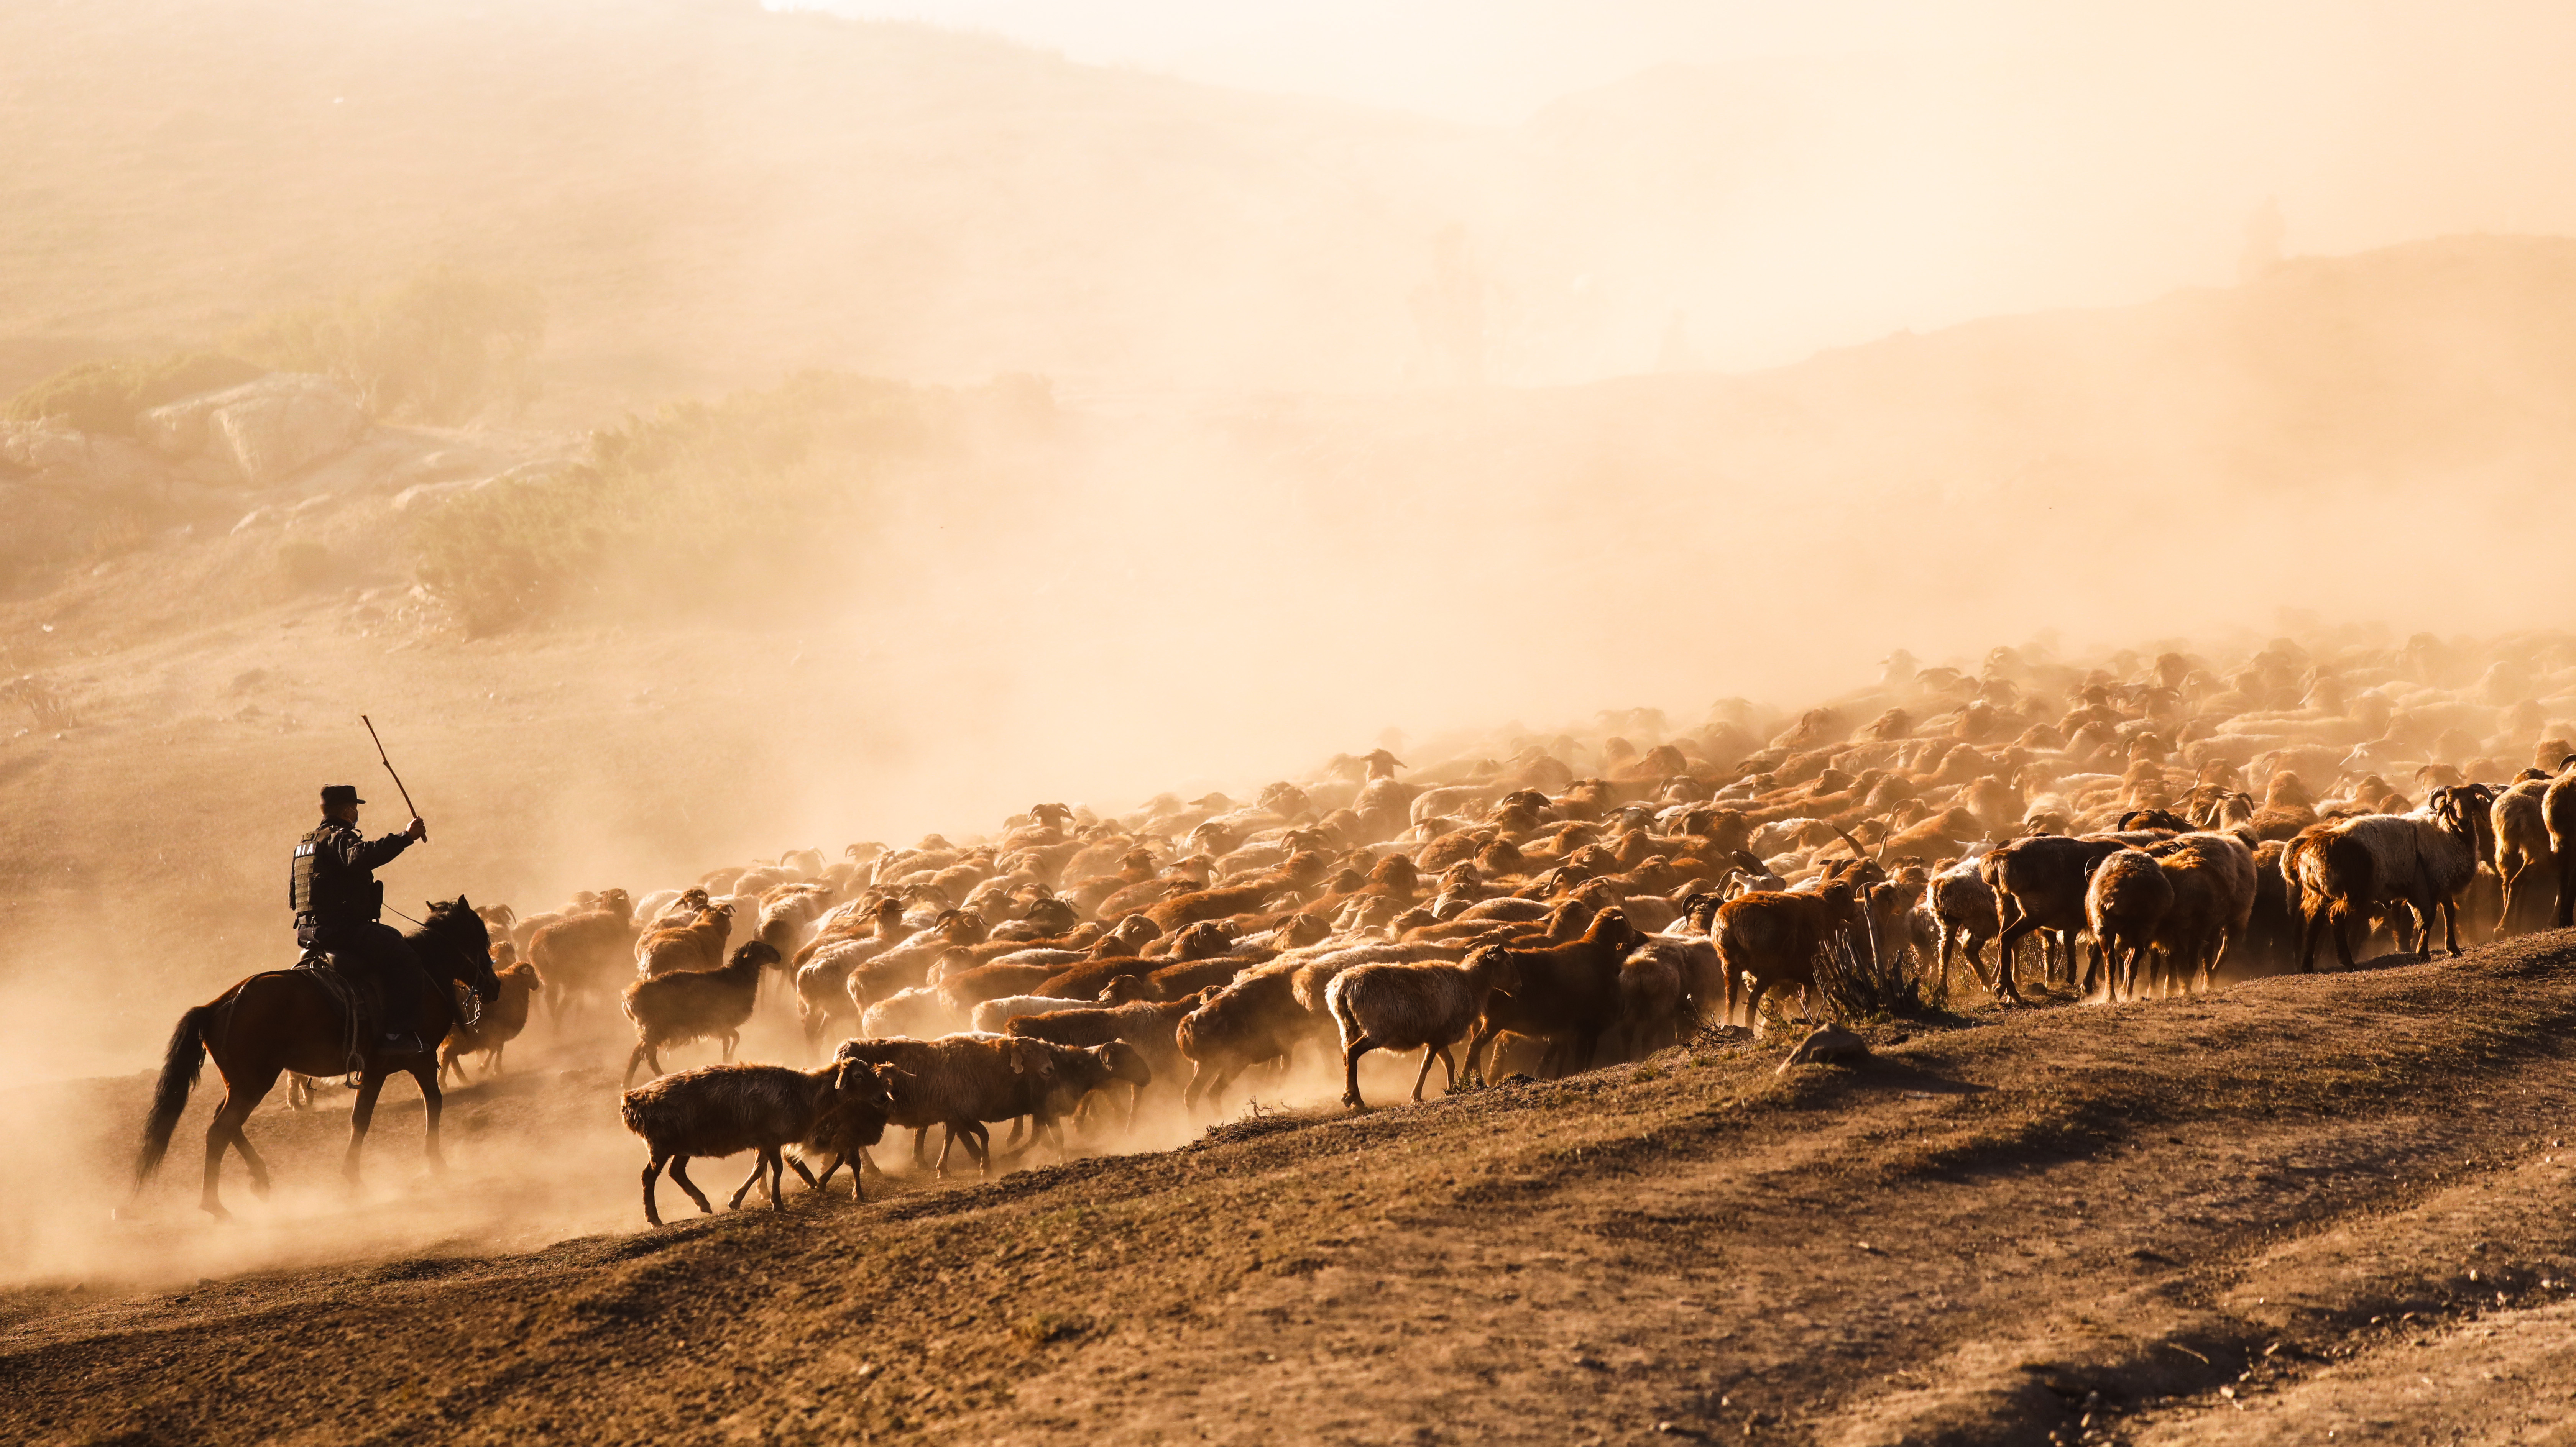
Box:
<box><xmin>831</xmin><ymin>1060</ymin><xmax>906</xmax><ymax>1119</ymax></box>
<box><xmin>1022</xmin><ymin>896</ymin><xmax>1079</xmax><ymax>935</ymax></box>
<box><xmin>1466</xmin><ymin>944</ymin><xmax>1524</xmax><ymax>997</ymax></box>
<box><xmin>1092</xmin><ymin>1041</ymin><xmax>1154</xmax><ymax>1089</ymax></box>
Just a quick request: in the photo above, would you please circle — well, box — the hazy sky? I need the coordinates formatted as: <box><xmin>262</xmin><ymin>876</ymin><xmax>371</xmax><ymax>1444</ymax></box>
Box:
<box><xmin>784</xmin><ymin>0</ymin><xmax>2019</xmax><ymax>122</ymax></box>
<box><xmin>784</xmin><ymin>2</ymin><xmax>2576</xmax><ymax>134</ymax></box>
<box><xmin>777</xmin><ymin>0</ymin><xmax>2576</xmax><ymax>378</ymax></box>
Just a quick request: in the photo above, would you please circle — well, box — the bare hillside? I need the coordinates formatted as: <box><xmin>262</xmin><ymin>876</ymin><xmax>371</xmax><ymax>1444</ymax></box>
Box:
<box><xmin>11</xmin><ymin>937</ymin><xmax>2576</xmax><ymax>1445</ymax></box>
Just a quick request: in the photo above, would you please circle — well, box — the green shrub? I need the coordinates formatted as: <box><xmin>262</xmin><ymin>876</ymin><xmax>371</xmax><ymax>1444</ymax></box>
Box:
<box><xmin>5</xmin><ymin>353</ymin><xmax>266</xmax><ymax>435</ymax></box>
<box><xmin>231</xmin><ymin>265</ymin><xmax>544</xmax><ymax>423</ymax></box>
<box><xmin>405</xmin><ymin>371</ymin><xmax>1054</xmax><ymax>633</ymax></box>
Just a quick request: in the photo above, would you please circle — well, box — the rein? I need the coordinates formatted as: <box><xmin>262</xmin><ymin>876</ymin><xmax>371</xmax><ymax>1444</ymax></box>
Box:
<box><xmin>402</xmin><ymin>911</ymin><xmax>494</xmax><ymax>1029</ymax></box>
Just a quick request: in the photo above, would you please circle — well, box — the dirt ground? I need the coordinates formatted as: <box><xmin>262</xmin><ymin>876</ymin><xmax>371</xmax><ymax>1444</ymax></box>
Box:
<box><xmin>10</xmin><ymin>932</ymin><xmax>2576</xmax><ymax>1446</ymax></box>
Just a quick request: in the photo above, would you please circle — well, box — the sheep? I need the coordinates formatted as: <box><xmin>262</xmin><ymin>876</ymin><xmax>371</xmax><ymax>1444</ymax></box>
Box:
<box><xmin>528</xmin><ymin>888</ymin><xmax>637</xmax><ymax>1021</ymax></box>
<box><xmin>2490</xmin><ymin>775</ymin><xmax>2559</xmax><ymax>935</ymax></box>
<box><xmin>2288</xmin><ymin>785</ymin><xmax>2489</xmax><ymax>968</ymax></box>
<box><xmin>1326</xmin><ymin>950</ymin><xmax>1522</xmax><ymax>1109</ymax></box>
<box><xmin>861</xmin><ymin>983</ymin><xmax>960</xmax><ymax>1041</ymax></box>
<box><xmin>2546</xmin><ymin>765</ymin><xmax>2576</xmax><ymax>927</ymax></box>
<box><xmin>438</xmin><ymin>958</ymin><xmax>543</xmax><ymax>1083</ymax></box>
<box><xmin>619</xmin><ymin>1057</ymin><xmax>902</xmax><ymax>1225</ymax></box>
<box><xmin>620</xmin><ymin>941</ymin><xmax>779</xmax><ymax>1086</ymax></box>
<box><xmin>2083</xmin><ymin>849</ymin><xmax>2170</xmax><ymax>1001</ymax></box>
<box><xmin>1980</xmin><ymin>835</ymin><xmax>2129</xmax><ymax>1001</ymax></box>
<box><xmin>834</xmin><ymin>1035</ymin><xmax>1149</xmax><ymax>1175</ymax></box>
<box><xmin>1175</xmin><ymin>970</ymin><xmax>1318</xmax><ymax>1113</ymax></box>
<box><xmin>1003</xmin><ymin>995</ymin><xmax>1204</xmax><ymax>1127</ymax></box>
<box><xmin>637</xmin><ymin>904</ymin><xmax>735</xmax><ymax>979</ymax></box>
<box><xmin>969</xmin><ymin>993</ymin><xmax>1099</xmax><ymax>1034</ymax></box>
<box><xmin>1458</xmin><ymin>909</ymin><xmax>1645</xmax><ymax>1083</ymax></box>
<box><xmin>1609</xmin><ymin>942</ymin><xmax>1692</xmax><ymax>1057</ymax></box>
<box><xmin>1926</xmin><ymin>856</ymin><xmax>1999</xmax><ymax>1003</ymax></box>
<box><xmin>1710</xmin><ymin>883</ymin><xmax>1866</xmax><ymax>1036</ymax></box>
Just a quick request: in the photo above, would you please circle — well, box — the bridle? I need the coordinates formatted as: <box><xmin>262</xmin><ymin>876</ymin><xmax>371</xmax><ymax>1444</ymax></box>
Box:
<box><xmin>397</xmin><ymin>907</ymin><xmax>497</xmax><ymax>1026</ymax></box>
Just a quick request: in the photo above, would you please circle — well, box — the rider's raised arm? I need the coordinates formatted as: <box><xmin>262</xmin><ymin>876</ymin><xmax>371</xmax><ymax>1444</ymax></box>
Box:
<box><xmin>329</xmin><ymin>827</ymin><xmax>413</xmax><ymax>873</ymax></box>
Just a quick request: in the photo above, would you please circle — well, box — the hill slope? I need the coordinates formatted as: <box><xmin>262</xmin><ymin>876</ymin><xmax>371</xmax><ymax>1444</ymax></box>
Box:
<box><xmin>0</xmin><ymin>0</ymin><xmax>1484</xmax><ymax>407</ymax></box>
<box><xmin>10</xmin><ymin>937</ymin><xmax>2576</xmax><ymax>1444</ymax></box>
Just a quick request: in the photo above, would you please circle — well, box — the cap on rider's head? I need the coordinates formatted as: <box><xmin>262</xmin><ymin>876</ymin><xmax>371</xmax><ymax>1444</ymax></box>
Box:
<box><xmin>320</xmin><ymin>784</ymin><xmax>366</xmax><ymax>808</ymax></box>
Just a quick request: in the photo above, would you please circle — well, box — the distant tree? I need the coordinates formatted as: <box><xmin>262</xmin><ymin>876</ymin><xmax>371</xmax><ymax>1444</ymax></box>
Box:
<box><xmin>232</xmin><ymin>265</ymin><xmax>545</xmax><ymax>423</ymax></box>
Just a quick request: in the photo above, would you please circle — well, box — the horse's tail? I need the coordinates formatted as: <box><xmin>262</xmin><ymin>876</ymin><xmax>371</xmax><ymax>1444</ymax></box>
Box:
<box><xmin>132</xmin><ymin>1004</ymin><xmax>214</xmax><ymax>1189</ymax></box>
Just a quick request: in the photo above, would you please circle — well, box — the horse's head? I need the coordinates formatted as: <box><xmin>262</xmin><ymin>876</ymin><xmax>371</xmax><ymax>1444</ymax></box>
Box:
<box><xmin>424</xmin><ymin>896</ymin><xmax>502</xmax><ymax>1003</ymax></box>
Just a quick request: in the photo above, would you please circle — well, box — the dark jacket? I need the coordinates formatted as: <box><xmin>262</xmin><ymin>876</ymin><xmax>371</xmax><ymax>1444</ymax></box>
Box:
<box><xmin>292</xmin><ymin>819</ymin><xmax>413</xmax><ymax>923</ymax></box>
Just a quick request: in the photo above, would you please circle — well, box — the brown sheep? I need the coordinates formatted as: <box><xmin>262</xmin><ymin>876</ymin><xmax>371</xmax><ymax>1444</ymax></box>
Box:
<box><xmin>1004</xmin><ymin>995</ymin><xmax>1204</xmax><ymax>1126</ymax></box>
<box><xmin>1980</xmin><ymin>835</ymin><xmax>2128</xmax><ymax>1001</ymax></box>
<box><xmin>618</xmin><ymin>1057</ymin><xmax>902</xmax><ymax>1225</ymax></box>
<box><xmin>2288</xmin><ymin>786</ymin><xmax>2489</xmax><ymax>969</ymax></box>
<box><xmin>1327</xmin><ymin>950</ymin><xmax>1523</xmax><ymax>1109</ymax></box>
<box><xmin>1174</xmin><ymin>970</ymin><xmax>1316</xmax><ymax>1113</ymax></box>
<box><xmin>528</xmin><ymin>888</ymin><xmax>637</xmax><ymax>1022</ymax></box>
<box><xmin>2491</xmin><ymin>775</ymin><xmax>2559</xmax><ymax>935</ymax></box>
<box><xmin>438</xmin><ymin>957</ymin><xmax>543</xmax><ymax>1084</ymax></box>
<box><xmin>1459</xmin><ymin>909</ymin><xmax>1646</xmax><ymax>1082</ymax></box>
<box><xmin>1711</xmin><ymin>883</ymin><xmax>1866</xmax><ymax>1035</ymax></box>
<box><xmin>621</xmin><ymin>941</ymin><xmax>778</xmax><ymax>1086</ymax></box>
<box><xmin>2083</xmin><ymin>849</ymin><xmax>2170</xmax><ymax>1001</ymax></box>
<box><xmin>2547</xmin><ymin>764</ymin><xmax>2576</xmax><ymax>927</ymax></box>
<box><xmin>637</xmin><ymin>904</ymin><xmax>735</xmax><ymax>979</ymax></box>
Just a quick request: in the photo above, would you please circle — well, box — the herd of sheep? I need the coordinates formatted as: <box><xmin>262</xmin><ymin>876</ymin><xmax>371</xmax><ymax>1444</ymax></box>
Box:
<box><xmin>444</xmin><ymin>631</ymin><xmax>2576</xmax><ymax>1225</ymax></box>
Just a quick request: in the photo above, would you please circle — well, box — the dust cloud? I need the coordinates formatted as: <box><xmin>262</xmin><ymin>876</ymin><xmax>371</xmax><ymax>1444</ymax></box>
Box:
<box><xmin>3</xmin><ymin>0</ymin><xmax>2575</xmax><ymax>1288</ymax></box>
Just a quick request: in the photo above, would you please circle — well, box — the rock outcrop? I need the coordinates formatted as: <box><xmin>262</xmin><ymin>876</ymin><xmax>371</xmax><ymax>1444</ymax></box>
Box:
<box><xmin>137</xmin><ymin>373</ymin><xmax>367</xmax><ymax>486</ymax></box>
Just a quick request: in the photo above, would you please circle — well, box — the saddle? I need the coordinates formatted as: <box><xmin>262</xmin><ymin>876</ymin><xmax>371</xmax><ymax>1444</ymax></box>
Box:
<box><xmin>292</xmin><ymin>952</ymin><xmax>379</xmax><ymax>1071</ymax></box>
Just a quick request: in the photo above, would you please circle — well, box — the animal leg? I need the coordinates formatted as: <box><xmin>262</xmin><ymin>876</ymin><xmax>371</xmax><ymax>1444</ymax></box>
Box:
<box><xmin>728</xmin><ymin>1157</ymin><xmax>766</xmax><ymax>1210</ymax></box>
<box><xmin>642</xmin><ymin>1157</ymin><xmax>666</xmax><ymax>1226</ymax></box>
<box><xmin>766</xmin><ymin>1148</ymin><xmax>787</xmax><ymax>1210</ymax></box>
<box><xmin>1436</xmin><ymin>1043</ymin><xmax>1459</xmax><ymax>1094</ymax></box>
<box><xmin>668</xmin><ymin>1157</ymin><xmax>715</xmax><ymax>1215</ymax></box>
<box><xmin>1341</xmin><ymin>1036</ymin><xmax>1376</xmax><ymax>1110</ymax></box>
<box><xmin>1989</xmin><ymin>918</ymin><xmax>2036</xmax><ymax>1002</ymax></box>
<box><xmin>622</xmin><ymin>1040</ymin><xmax>652</xmax><ymax>1089</ymax></box>
<box><xmin>1409</xmin><ymin>1045</ymin><xmax>1439</xmax><ymax>1102</ymax></box>
<box><xmin>229</xmin><ymin>1122</ymin><xmax>273</xmax><ymax>1200</ymax></box>
<box><xmin>1740</xmin><ymin>979</ymin><xmax>1774</xmax><ymax>1039</ymax></box>
<box><xmin>721</xmin><ymin>1029</ymin><xmax>740</xmax><ymax>1064</ymax></box>
<box><xmin>409</xmin><ymin>1058</ymin><xmax>446</xmax><ymax>1176</ymax></box>
<box><xmin>198</xmin><ymin>1078</ymin><xmax>261</xmax><ymax>1221</ymax></box>
<box><xmin>1459</xmin><ymin>1023</ymin><xmax>1500</xmax><ymax>1088</ymax></box>
<box><xmin>343</xmin><ymin>1071</ymin><xmax>388</xmax><ymax>1186</ymax></box>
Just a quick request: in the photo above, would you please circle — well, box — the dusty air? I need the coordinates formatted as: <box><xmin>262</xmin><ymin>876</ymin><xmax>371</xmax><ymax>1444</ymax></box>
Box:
<box><xmin>5</xmin><ymin>1</ymin><xmax>2576</xmax><ymax>1442</ymax></box>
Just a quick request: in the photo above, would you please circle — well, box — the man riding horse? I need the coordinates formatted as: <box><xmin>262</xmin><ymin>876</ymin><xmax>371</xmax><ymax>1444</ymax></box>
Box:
<box><xmin>293</xmin><ymin>784</ymin><xmax>432</xmax><ymax>1053</ymax></box>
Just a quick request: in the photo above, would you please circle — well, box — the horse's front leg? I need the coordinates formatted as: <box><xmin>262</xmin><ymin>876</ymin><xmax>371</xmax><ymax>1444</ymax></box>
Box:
<box><xmin>343</xmin><ymin>1070</ymin><xmax>388</xmax><ymax>1185</ymax></box>
<box><xmin>408</xmin><ymin>1059</ymin><xmax>447</xmax><ymax>1177</ymax></box>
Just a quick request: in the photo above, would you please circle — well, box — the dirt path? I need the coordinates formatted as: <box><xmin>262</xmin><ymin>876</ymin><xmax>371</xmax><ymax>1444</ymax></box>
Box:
<box><xmin>13</xmin><ymin>935</ymin><xmax>2576</xmax><ymax>1445</ymax></box>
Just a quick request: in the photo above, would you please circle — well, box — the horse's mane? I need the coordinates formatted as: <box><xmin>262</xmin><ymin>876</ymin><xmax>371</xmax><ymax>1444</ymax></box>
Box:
<box><xmin>405</xmin><ymin>896</ymin><xmax>495</xmax><ymax>990</ymax></box>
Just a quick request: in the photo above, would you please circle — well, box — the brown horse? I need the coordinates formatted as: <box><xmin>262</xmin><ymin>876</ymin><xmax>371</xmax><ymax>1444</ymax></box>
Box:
<box><xmin>126</xmin><ymin>898</ymin><xmax>499</xmax><ymax>1220</ymax></box>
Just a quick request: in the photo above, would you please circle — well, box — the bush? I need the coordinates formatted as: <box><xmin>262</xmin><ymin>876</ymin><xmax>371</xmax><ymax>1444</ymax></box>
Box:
<box><xmin>5</xmin><ymin>353</ymin><xmax>267</xmax><ymax>435</ymax></box>
<box><xmin>231</xmin><ymin>265</ymin><xmax>544</xmax><ymax>423</ymax></box>
<box><xmin>405</xmin><ymin>371</ymin><xmax>1054</xmax><ymax>633</ymax></box>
